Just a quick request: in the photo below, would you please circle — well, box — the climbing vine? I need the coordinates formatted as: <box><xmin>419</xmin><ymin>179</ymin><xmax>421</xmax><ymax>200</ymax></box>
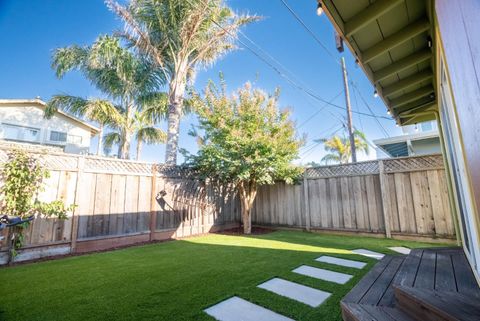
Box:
<box><xmin>0</xmin><ymin>150</ymin><xmax>74</xmax><ymax>262</ymax></box>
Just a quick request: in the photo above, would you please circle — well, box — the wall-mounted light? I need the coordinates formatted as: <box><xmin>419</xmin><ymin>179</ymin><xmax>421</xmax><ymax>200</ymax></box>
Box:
<box><xmin>373</xmin><ymin>88</ymin><xmax>378</xmax><ymax>98</ymax></box>
<box><xmin>316</xmin><ymin>1</ymin><xmax>323</xmax><ymax>16</ymax></box>
<box><xmin>387</xmin><ymin>110</ymin><xmax>391</xmax><ymax>115</ymax></box>
<box><xmin>427</xmin><ymin>35</ymin><xmax>433</xmax><ymax>48</ymax></box>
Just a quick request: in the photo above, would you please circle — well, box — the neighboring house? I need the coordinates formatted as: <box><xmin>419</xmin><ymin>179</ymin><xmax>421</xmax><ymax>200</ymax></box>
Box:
<box><xmin>319</xmin><ymin>0</ymin><xmax>480</xmax><ymax>319</ymax></box>
<box><xmin>374</xmin><ymin>120</ymin><xmax>440</xmax><ymax>158</ymax></box>
<box><xmin>0</xmin><ymin>98</ymin><xmax>99</xmax><ymax>154</ymax></box>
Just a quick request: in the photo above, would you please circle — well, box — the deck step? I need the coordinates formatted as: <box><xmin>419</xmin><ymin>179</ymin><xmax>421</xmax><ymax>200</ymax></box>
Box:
<box><xmin>341</xmin><ymin>302</ymin><xmax>415</xmax><ymax>321</ymax></box>
<box><xmin>395</xmin><ymin>285</ymin><xmax>480</xmax><ymax>321</ymax></box>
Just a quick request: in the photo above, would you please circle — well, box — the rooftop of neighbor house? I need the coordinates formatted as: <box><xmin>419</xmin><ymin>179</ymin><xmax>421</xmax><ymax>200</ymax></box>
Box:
<box><xmin>0</xmin><ymin>98</ymin><xmax>100</xmax><ymax>135</ymax></box>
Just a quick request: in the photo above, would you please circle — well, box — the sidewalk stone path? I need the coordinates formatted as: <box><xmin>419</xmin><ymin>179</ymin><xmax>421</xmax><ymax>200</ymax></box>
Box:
<box><xmin>258</xmin><ymin>278</ymin><xmax>331</xmax><ymax>307</ymax></box>
<box><xmin>204</xmin><ymin>249</ymin><xmax>383</xmax><ymax>320</ymax></box>
<box><xmin>352</xmin><ymin>249</ymin><xmax>385</xmax><ymax>260</ymax></box>
<box><xmin>292</xmin><ymin>265</ymin><xmax>353</xmax><ymax>284</ymax></box>
<box><xmin>315</xmin><ymin>255</ymin><xmax>367</xmax><ymax>269</ymax></box>
<box><xmin>204</xmin><ymin>296</ymin><xmax>294</xmax><ymax>321</ymax></box>
<box><xmin>388</xmin><ymin>246</ymin><xmax>411</xmax><ymax>254</ymax></box>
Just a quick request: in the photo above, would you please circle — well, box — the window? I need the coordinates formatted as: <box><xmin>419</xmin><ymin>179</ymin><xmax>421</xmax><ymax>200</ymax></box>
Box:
<box><xmin>421</xmin><ymin>121</ymin><xmax>433</xmax><ymax>132</ymax></box>
<box><xmin>49</xmin><ymin>131</ymin><xmax>67</xmax><ymax>143</ymax></box>
<box><xmin>2</xmin><ymin>123</ymin><xmax>40</xmax><ymax>142</ymax></box>
<box><xmin>67</xmin><ymin>134</ymin><xmax>82</xmax><ymax>145</ymax></box>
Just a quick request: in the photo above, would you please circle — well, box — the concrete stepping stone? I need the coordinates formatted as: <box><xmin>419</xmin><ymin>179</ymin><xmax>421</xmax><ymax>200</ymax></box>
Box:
<box><xmin>315</xmin><ymin>255</ymin><xmax>367</xmax><ymax>269</ymax></box>
<box><xmin>292</xmin><ymin>265</ymin><xmax>353</xmax><ymax>284</ymax></box>
<box><xmin>258</xmin><ymin>277</ymin><xmax>331</xmax><ymax>307</ymax></box>
<box><xmin>352</xmin><ymin>249</ymin><xmax>385</xmax><ymax>260</ymax></box>
<box><xmin>388</xmin><ymin>246</ymin><xmax>411</xmax><ymax>255</ymax></box>
<box><xmin>204</xmin><ymin>296</ymin><xmax>294</xmax><ymax>321</ymax></box>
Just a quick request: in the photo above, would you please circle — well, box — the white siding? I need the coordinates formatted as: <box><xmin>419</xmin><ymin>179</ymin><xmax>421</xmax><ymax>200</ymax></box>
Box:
<box><xmin>0</xmin><ymin>105</ymin><xmax>93</xmax><ymax>154</ymax></box>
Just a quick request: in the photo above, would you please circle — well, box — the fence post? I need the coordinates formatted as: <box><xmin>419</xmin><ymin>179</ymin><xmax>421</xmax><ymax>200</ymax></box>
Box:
<box><xmin>149</xmin><ymin>164</ymin><xmax>158</xmax><ymax>241</ymax></box>
<box><xmin>303</xmin><ymin>172</ymin><xmax>311</xmax><ymax>231</ymax></box>
<box><xmin>378</xmin><ymin>160</ymin><xmax>392</xmax><ymax>238</ymax></box>
<box><xmin>70</xmin><ymin>156</ymin><xmax>85</xmax><ymax>253</ymax></box>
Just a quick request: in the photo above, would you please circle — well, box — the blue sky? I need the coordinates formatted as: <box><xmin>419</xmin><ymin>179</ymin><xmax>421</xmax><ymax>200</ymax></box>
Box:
<box><xmin>0</xmin><ymin>0</ymin><xmax>402</xmax><ymax>164</ymax></box>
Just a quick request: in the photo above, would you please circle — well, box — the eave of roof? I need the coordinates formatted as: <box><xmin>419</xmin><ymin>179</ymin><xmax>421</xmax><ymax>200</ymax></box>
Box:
<box><xmin>319</xmin><ymin>0</ymin><xmax>437</xmax><ymax>126</ymax></box>
<box><xmin>373</xmin><ymin>130</ymin><xmax>439</xmax><ymax>145</ymax></box>
<box><xmin>0</xmin><ymin>98</ymin><xmax>100</xmax><ymax>135</ymax></box>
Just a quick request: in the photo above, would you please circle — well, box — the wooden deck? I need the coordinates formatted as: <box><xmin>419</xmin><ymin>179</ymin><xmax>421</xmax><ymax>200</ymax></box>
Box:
<box><xmin>341</xmin><ymin>247</ymin><xmax>480</xmax><ymax>321</ymax></box>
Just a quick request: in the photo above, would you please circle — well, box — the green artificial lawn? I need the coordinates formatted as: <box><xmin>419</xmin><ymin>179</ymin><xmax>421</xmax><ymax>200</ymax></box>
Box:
<box><xmin>0</xmin><ymin>230</ymin><xmax>450</xmax><ymax>321</ymax></box>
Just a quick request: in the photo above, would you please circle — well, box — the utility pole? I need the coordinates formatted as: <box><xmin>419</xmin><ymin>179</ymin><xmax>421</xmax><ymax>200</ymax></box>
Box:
<box><xmin>340</xmin><ymin>56</ymin><xmax>357</xmax><ymax>163</ymax></box>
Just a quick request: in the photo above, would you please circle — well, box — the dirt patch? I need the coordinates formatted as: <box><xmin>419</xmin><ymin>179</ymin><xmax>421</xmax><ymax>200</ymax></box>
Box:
<box><xmin>217</xmin><ymin>226</ymin><xmax>275</xmax><ymax>235</ymax></box>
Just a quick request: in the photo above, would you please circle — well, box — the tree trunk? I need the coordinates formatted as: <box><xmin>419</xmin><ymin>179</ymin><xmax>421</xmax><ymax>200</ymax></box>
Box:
<box><xmin>165</xmin><ymin>70</ymin><xmax>187</xmax><ymax>165</ymax></box>
<box><xmin>96</xmin><ymin>125</ymin><xmax>103</xmax><ymax>156</ymax></box>
<box><xmin>119</xmin><ymin>132</ymin><xmax>131</xmax><ymax>159</ymax></box>
<box><xmin>136</xmin><ymin>138</ymin><xmax>142</xmax><ymax>161</ymax></box>
<box><xmin>238</xmin><ymin>180</ymin><xmax>257</xmax><ymax>234</ymax></box>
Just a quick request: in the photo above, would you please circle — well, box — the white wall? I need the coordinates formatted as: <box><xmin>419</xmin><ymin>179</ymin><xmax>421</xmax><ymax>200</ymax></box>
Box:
<box><xmin>0</xmin><ymin>105</ymin><xmax>93</xmax><ymax>154</ymax></box>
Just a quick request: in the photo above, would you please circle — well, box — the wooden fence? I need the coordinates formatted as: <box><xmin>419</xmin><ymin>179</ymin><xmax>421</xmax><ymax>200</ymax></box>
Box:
<box><xmin>0</xmin><ymin>149</ymin><xmax>240</xmax><ymax>264</ymax></box>
<box><xmin>252</xmin><ymin>154</ymin><xmax>456</xmax><ymax>240</ymax></box>
<box><xmin>0</xmin><ymin>148</ymin><xmax>455</xmax><ymax>264</ymax></box>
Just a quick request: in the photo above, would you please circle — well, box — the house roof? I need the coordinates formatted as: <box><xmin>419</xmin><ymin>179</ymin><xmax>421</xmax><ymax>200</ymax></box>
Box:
<box><xmin>0</xmin><ymin>98</ymin><xmax>100</xmax><ymax>135</ymax></box>
<box><xmin>319</xmin><ymin>0</ymin><xmax>437</xmax><ymax>126</ymax></box>
<box><xmin>374</xmin><ymin>130</ymin><xmax>439</xmax><ymax>157</ymax></box>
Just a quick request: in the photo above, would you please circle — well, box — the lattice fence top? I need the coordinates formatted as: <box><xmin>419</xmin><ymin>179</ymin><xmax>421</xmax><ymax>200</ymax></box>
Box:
<box><xmin>0</xmin><ymin>145</ymin><xmax>445</xmax><ymax>179</ymax></box>
<box><xmin>305</xmin><ymin>160</ymin><xmax>379</xmax><ymax>178</ymax></box>
<box><xmin>305</xmin><ymin>154</ymin><xmax>445</xmax><ymax>178</ymax></box>
<box><xmin>382</xmin><ymin>154</ymin><xmax>444</xmax><ymax>173</ymax></box>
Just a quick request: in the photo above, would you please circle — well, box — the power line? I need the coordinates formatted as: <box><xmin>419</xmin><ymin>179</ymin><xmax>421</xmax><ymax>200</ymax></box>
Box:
<box><xmin>297</xmin><ymin>90</ymin><xmax>343</xmax><ymax>129</ymax></box>
<box><xmin>300</xmin><ymin>126</ymin><xmax>343</xmax><ymax>160</ymax></box>
<box><xmin>351</xmin><ymin>81</ymin><xmax>390</xmax><ymax>137</ymax></box>
<box><xmin>192</xmin><ymin>1</ymin><xmax>393</xmax><ymax>121</ymax></box>
<box><xmin>279</xmin><ymin>0</ymin><xmax>340</xmax><ymax>65</ymax></box>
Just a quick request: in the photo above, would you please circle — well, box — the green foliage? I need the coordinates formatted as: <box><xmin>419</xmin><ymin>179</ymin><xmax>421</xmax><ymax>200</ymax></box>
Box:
<box><xmin>0</xmin><ymin>150</ymin><xmax>74</xmax><ymax>259</ymax></box>
<box><xmin>183</xmin><ymin>80</ymin><xmax>303</xmax><ymax>186</ymax></box>
<box><xmin>316</xmin><ymin>129</ymin><xmax>369</xmax><ymax>164</ymax></box>
<box><xmin>107</xmin><ymin>0</ymin><xmax>260</xmax><ymax>164</ymax></box>
<box><xmin>48</xmin><ymin>35</ymin><xmax>168</xmax><ymax>159</ymax></box>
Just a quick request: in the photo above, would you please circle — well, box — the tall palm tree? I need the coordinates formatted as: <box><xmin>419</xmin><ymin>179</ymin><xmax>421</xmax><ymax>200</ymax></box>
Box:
<box><xmin>47</xmin><ymin>35</ymin><xmax>167</xmax><ymax>159</ymax></box>
<box><xmin>107</xmin><ymin>0</ymin><xmax>259</xmax><ymax>164</ymax></box>
<box><xmin>316</xmin><ymin>129</ymin><xmax>369</xmax><ymax>164</ymax></box>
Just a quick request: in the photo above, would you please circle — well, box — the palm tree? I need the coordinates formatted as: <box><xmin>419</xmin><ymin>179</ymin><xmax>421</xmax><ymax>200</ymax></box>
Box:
<box><xmin>107</xmin><ymin>0</ymin><xmax>259</xmax><ymax>164</ymax></box>
<box><xmin>316</xmin><ymin>129</ymin><xmax>369</xmax><ymax>164</ymax></box>
<box><xmin>47</xmin><ymin>35</ymin><xmax>167</xmax><ymax>159</ymax></box>
<box><xmin>103</xmin><ymin>109</ymin><xmax>167</xmax><ymax>161</ymax></box>
<box><xmin>45</xmin><ymin>95</ymin><xmax>121</xmax><ymax>156</ymax></box>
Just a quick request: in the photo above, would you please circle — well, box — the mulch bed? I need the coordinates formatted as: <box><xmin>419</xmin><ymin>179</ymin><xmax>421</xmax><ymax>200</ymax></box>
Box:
<box><xmin>217</xmin><ymin>226</ymin><xmax>275</xmax><ymax>235</ymax></box>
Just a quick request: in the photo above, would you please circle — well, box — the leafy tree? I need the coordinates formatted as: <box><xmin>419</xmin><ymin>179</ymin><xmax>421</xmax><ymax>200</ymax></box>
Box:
<box><xmin>107</xmin><ymin>0</ymin><xmax>259</xmax><ymax>164</ymax></box>
<box><xmin>316</xmin><ymin>129</ymin><xmax>369</xmax><ymax>164</ymax></box>
<box><xmin>47</xmin><ymin>35</ymin><xmax>167</xmax><ymax>159</ymax></box>
<box><xmin>0</xmin><ymin>150</ymin><xmax>74</xmax><ymax>263</ymax></box>
<box><xmin>183</xmin><ymin>80</ymin><xmax>303</xmax><ymax>234</ymax></box>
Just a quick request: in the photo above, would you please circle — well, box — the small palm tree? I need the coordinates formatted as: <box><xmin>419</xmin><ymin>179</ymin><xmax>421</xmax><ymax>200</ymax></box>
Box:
<box><xmin>103</xmin><ymin>109</ymin><xmax>167</xmax><ymax>161</ymax></box>
<box><xmin>48</xmin><ymin>35</ymin><xmax>167</xmax><ymax>159</ymax></box>
<box><xmin>45</xmin><ymin>95</ymin><xmax>121</xmax><ymax>156</ymax></box>
<box><xmin>316</xmin><ymin>129</ymin><xmax>369</xmax><ymax>164</ymax></box>
<box><xmin>107</xmin><ymin>0</ymin><xmax>260</xmax><ymax>164</ymax></box>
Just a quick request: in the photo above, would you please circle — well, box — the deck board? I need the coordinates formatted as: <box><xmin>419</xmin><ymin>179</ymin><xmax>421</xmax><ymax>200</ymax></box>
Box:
<box><xmin>341</xmin><ymin>247</ymin><xmax>480</xmax><ymax>321</ymax></box>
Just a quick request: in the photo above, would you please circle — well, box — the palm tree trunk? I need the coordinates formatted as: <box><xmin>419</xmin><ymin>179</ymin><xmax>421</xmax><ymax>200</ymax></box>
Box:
<box><xmin>97</xmin><ymin>125</ymin><xmax>103</xmax><ymax>156</ymax></box>
<box><xmin>119</xmin><ymin>131</ymin><xmax>131</xmax><ymax>159</ymax></box>
<box><xmin>136</xmin><ymin>138</ymin><xmax>142</xmax><ymax>161</ymax></box>
<box><xmin>165</xmin><ymin>71</ymin><xmax>187</xmax><ymax>165</ymax></box>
